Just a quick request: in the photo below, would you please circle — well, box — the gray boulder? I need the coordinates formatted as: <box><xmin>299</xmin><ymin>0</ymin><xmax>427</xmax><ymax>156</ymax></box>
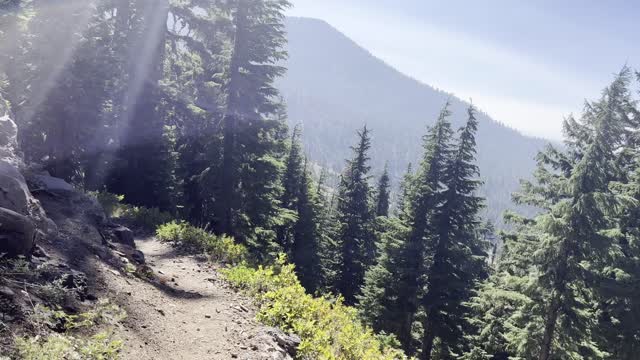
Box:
<box><xmin>0</xmin><ymin>161</ymin><xmax>57</xmax><ymax>237</ymax></box>
<box><xmin>131</xmin><ymin>250</ymin><xmax>145</xmax><ymax>264</ymax></box>
<box><xmin>113</xmin><ymin>226</ymin><xmax>135</xmax><ymax>247</ymax></box>
<box><xmin>0</xmin><ymin>207</ymin><xmax>36</xmax><ymax>257</ymax></box>
<box><xmin>30</xmin><ymin>174</ymin><xmax>74</xmax><ymax>192</ymax></box>
<box><xmin>0</xmin><ymin>161</ymin><xmax>31</xmax><ymax>215</ymax></box>
<box><xmin>246</xmin><ymin>327</ymin><xmax>300</xmax><ymax>360</ymax></box>
<box><xmin>0</xmin><ymin>111</ymin><xmax>56</xmax><ymax>256</ymax></box>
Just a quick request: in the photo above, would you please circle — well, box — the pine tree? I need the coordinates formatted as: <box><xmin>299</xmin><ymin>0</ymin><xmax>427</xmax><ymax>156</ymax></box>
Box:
<box><xmin>395</xmin><ymin>104</ymin><xmax>454</xmax><ymax>352</ymax></box>
<box><xmin>593</xmin><ymin>70</ymin><xmax>640</xmax><ymax>359</ymax></box>
<box><xmin>598</xmin><ymin>155</ymin><xmax>640</xmax><ymax>359</ymax></box>
<box><xmin>419</xmin><ymin>105</ymin><xmax>488</xmax><ymax>359</ymax></box>
<box><xmin>465</xmin><ymin>70</ymin><xmax>634</xmax><ymax>360</ymax></box>
<box><xmin>315</xmin><ymin>168</ymin><xmax>341</xmax><ymax>290</ymax></box>
<box><xmin>335</xmin><ymin>126</ymin><xmax>375</xmax><ymax>304</ymax></box>
<box><xmin>163</xmin><ymin>0</ymin><xmax>233</xmax><ymax>224</ymax></box>
<box><xmin>277</xmin><ymin>125</ymin><xmax>304</xmax><ymax>251</ymax></box>
<box><xmin>216</xmin><ymin>0</ymin><xmax>291</xmax><ymax>256</ymax></box>
<box><xmin>359</xmin><ymin>216</ymin><xmax>411</xmax><ymax>333</ymax></box>
<box><xmin>533</xmin><ymin>72</ymin><xmax>629</xmax><ymax>360</ymax></box>
<box><xmin>395</xmin><ymin>162</ymin><xmax>414</xmax><ymax>221</ymax></box>
<box><xmin>375</xmin><ymin>163</ymin><xmax>391</xmax><ymax>217</ymax></box>
<box><xmin>360</xmin><ymin>105</ymin><xmax>454</xmax><ymax>353</ymax></box>
<box><xmin>291</xmin><ymin>159</ymin><xmax>323</xmax><ymax>293</ymax></box>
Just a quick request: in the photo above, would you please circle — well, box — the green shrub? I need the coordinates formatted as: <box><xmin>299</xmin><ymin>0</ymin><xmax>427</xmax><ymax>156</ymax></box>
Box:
<box><xmin>222</xmin><ymin>256</ymin><xmax>406</xmax><ymax>360</ymax></box>
<box><xmin>89</xmin><ymin>191</ymin><xmax>125</xmax><ymax>218</ymax></box>
<box><xmin>120</xmin><ymin>206</ymin><xmax>172</xmax><ymax>231</ymax></box>
<box><xmin>15</xmin><ymin>331</ymin><xmax>123</xmax><ymax>360</ymax></box>
<box><xmin>17</xmin><ymin>301</ymin><xmax>126</xmax><ymax>359</ymax></box>
<box><xmin>156</xmin><ymin>222</ymin><xmax>247</xmax><ymax>264</ymax></box>
<box><xmin>15</xmin><ymin>334</ymin><xmax>75</xmax><ymax>360</ymax></box>
<box><xmin>89</xmin><ymin>190</ymin><xmax>171</xmax><ymax>231</ymax></box>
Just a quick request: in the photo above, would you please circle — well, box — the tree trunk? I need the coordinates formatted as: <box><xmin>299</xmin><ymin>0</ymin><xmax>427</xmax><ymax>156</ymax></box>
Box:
<box><xmin>420</xmin><ymin>312</ymin><xmax>437</xmax><ymax>360</ymax></box>
<box><xmin>538</xmin><ymin>292</ymin><xmax>561</xmax><ymax>360</ymax></box>
<box><xmin>398</xmin><ymin>310</ymin><xmax>415</xmax><ymax>353</ymax></box>
<box><xmin>219</xmin><ymin>112</ymin><xmax>237</xmax><ymax>235</ymax></box>
<box><xmin>219</xmin><ymin>0</ymin><xmax>248</xmax><ymax>236</ymax></box>
<box><xmin>538</xmin><ymin>241</ymin><xmax>569</xmax><ymax>360</ymax></box>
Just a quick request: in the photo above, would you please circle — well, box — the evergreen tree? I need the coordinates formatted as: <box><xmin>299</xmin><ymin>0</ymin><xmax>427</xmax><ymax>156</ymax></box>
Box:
<box><xmin>598</xmin><ymin>156</ymin><xmax>640</xmax><ymax>359</ymax></box>
<box><xmin>395</xmin><ymin>105</ymin><xmax>454</xmax><ymax>352</ymax></box>
<box><xmin>216</xmin><ymin>0</ymin><xmax>291</xmax><ymax>252</ymax></box>
<box><xmin>593</xmin><ymin>70</ymin><xmax>640</xmax><ymax>359</ymax></box>
<box><xmin>315</xmin><ymin>168</ymin><xmax>341</xmax><ymax>290</ymax></box>
<box><xmin>360</xmin><ymin>105</ymin><xmax>454</xmax><ymax>353</ymax></box>
<box><xmin>465</xmin><ymin>70</ymin><xmax>634</xmax><ymax>360</ymax></box>
<box><xmin>532</xmin><ymin>72</ymin><xmax>628</xmax><ymax>360</ymax></box>
<box><xmin>359</xmin><ymin>216</ymin><xmax>411</xmax><ymax>331</ymax></box>
<box><xmin>419</xmin><ymin>105</ymin><xmax>488</xmax><ymax>359</ymax></box>
<box><xmin>291</xmin><ymin>159</ymin><xmax>323</xmax><ymax>293</ymax></box>
<box><xmin>375</xmin><ymin>163</ymin><xmax>391</xmax><ymax>217</ymax></box>
<box><xmin>394</xmin><ymin>162</ymin><xmax>415</xmax><ymax>221</ymax></box>
<box><xmin>277</xmin><ymin>125</ymin><xmax>304</xmax><ymax>251</ymax></box>
<box><xmin>274</xmin><ymin>125</ymin><xmax>323</xmax><ymax>291</ymax></box>
<box><xmin>335</xmin><ymin>126</ymin><xmax>375</xmax><ymax>304</ymax></box>
<box><xmin>163</xmin><ymin>0</ymin><xmax>232</xmax><ymax>224</ymax></box>
<box><xmin>105</xmin><ymin>0</ymin><xmax>178</xmax><ymax>211</ymax></box>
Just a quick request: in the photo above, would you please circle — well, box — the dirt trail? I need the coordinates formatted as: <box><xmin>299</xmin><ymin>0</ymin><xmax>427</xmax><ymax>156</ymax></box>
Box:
<box><xmin>32</xmin><ymin>190</ymin><xmax>296</xmax><ymax>360</ymax></box>
<box><xmin>98</xmin><ymin>237</ymin><xmax>289</xmax><ymax>360</ymax></box>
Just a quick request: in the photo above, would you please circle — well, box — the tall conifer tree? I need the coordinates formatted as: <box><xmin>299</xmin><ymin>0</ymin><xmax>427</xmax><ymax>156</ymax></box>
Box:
<box><xmin>465</xmin><ymin>70</ymin><xmax>634</xmax><ymax>360</ymax></box>
<box><xmin>375</xmin><ymin>164</ymin><xmax>391</xmax><ymax>217</ymax></box>
<box><xmin>216</xmin><ymin>0</ymin><xmax>291</xmax><ymax>255</ymax></box>
<box><xmin>396</xmin><ymin>104</ymin><xmax>454</xmax><ymax>352</ymax></box>
<box><xmin>291</xmin><ymin>159</ymin><xmax>323</xmax><ymax>292</ymax></box>
<box><xmin>419</xmin><ymin>105</ymin><xmax>488</xmax><ymax>359</ymax></box>
<box><xmin>360</xmin><ymin>105</ymin><xmax>454</xmax><ymax>353</ymax></box>
<box><xmin>335</xmin><ymin>126</ymin><xmax>375</xmax><ymax>304</ymax></box>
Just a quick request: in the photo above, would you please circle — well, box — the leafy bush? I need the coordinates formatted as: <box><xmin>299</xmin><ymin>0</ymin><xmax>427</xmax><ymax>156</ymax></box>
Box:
<box><xmin>120</xmin><ymin>206</ymin><xmax>172</xmax><ymax>231</ymax></box>
<box><xmin>89</xmin><ymin>190</ymin><xmax>172</xmax><ymax>231</ymax></box>
<box><xmin>156</xmin><ymin>222</ymin><xmax>247</xmax><ymax>264</ymax></box>
<box><xmin>16</xmin><ymin>301</ymin><xmax>126</xmax><ymax>359</ymax></box>
<box><xmin>89</xmin><ymin>191</ymin><xmax>124</xmax><ymax>218</ymax></box>
<box><xmin>222</xmin><ymin>256</ymin><xmax>406</xmax><ymax>360</ymax></box>
<box><xmin>15</xmin><ymin>332</ymin><xmax>123</xmax><ymax>360</ymax></box>
<box><xmin>29</xmin><ymin>301</ymin><xmax>126</xmax><ymax>331</ymax></box>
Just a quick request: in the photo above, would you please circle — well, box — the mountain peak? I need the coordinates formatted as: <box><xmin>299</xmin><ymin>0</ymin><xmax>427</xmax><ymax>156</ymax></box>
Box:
<box><xmin>278</xmin><ymin>16</ymin><xmax>547</xmax><ymax>225</ymax></box>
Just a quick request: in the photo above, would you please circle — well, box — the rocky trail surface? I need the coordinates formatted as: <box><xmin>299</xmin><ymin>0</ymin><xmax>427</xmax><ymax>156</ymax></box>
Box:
<box><xmin>100</xmin><ymin>237</ymin><xmax>297</xmax><ymax>360</ymax></box>
<box><xmin>16</xmin><ymin>187</ymin><xmax>300</xmax><ymax>360</ymax></box>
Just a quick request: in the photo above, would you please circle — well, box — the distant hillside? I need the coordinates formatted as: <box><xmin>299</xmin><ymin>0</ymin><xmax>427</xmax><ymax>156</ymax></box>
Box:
<box><xmin>277</xmin><ymin>17</ymin><xmax>549</xmax><ymax>225</ymax></box>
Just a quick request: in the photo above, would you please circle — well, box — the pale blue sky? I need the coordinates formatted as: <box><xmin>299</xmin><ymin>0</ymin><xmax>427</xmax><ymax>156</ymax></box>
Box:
<box><xmin>287</xmin><ymin>0</ymin><xmax>639</xmax><ymax>140</ymax></box>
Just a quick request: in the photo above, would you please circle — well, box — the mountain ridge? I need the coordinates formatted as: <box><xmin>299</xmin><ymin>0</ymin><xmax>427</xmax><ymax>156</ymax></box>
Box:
<box><xmin>278</xmin><ymin>16</ymin><xmax>549</xmax><ymax>224</ymax></box>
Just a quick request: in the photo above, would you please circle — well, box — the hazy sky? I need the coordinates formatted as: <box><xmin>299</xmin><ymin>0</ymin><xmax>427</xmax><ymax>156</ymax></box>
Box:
<box><xmin>287</xmin><ymin>0</ymin><xmax>639</xmax><ymax>140</ymax></box>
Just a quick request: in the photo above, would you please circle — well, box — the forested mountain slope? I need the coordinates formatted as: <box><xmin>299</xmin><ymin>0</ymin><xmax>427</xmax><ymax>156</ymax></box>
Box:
<box><xmin>278</xmin><ymin>17</ymin><xmax>549</xmax><ymax>223</ymax></box>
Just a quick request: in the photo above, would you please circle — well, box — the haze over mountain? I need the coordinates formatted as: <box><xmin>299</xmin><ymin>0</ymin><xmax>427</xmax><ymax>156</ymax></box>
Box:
<box><xmin>277</xmin><ymin>17</ymin><xmax>549</xmax><ymax>224</ymax></box>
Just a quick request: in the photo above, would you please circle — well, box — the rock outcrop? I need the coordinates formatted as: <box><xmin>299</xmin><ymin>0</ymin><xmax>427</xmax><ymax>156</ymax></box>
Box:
<box><xmin>0</xmin><ymin>207</ymin><xmax>36</xmax><ymax>256</ymax></box>
<box><xmin>0</xmin><ymin>103</ymin><xmax>55</xmax><ymax>256</ymax></box>
<box><xmin>246</xmin><ymin>327</ymin><xmax>301</xmax><ymax>360</ymax></box>
<box><xmin>0</xmin><ymin>102</ymin><xmax>22</xmax><ymax>168</ymax></box>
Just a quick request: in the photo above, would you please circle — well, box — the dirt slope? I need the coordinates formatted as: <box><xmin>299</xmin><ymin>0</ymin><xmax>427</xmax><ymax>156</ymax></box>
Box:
<box><xmin>30</xmin><ymin>190</ymin><xmax>297</xmax><ymax>360</ymax></box>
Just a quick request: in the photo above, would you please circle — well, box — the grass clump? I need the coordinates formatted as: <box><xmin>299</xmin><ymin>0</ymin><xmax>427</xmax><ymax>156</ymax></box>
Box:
<box><xmin>222</xmin><ymin>255</ymin><xmax>406</xmax><ymax>360</ymax></box>
<box><xmin>15</xmin><ymin>332</ymin><xmax>123</xmax><ymax>360</ymax></box>
<box><xmin>156</xmin><ymin>221</ymin><xmax>247</xmax><ymax>264</ymax></box>
<box><xmin>15</xmin><ymin>301</ymin><xmax>126</xmax><ymax>360</ymax></box>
